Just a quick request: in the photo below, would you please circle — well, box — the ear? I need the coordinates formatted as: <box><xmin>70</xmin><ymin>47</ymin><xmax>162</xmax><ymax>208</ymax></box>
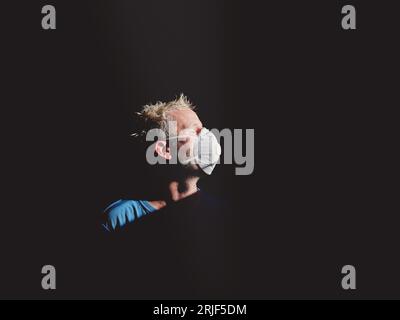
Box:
<box><xmin>155</xmin><ymin>141</ymin><xmax>172</xmax><ymax>160</ymax></box>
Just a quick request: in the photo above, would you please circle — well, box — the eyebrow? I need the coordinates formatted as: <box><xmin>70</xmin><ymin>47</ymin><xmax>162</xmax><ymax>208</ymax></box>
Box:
<box><xmin>180</xmin><ymin>120</ymin><xmax>202</xmax><ymax>132</ymax></box>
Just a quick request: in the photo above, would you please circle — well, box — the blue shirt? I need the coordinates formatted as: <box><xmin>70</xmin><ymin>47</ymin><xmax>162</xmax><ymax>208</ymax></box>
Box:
<box><xmin>102</xmin><ymin>200</ymin><xmax>157</xmax><ymax>232</ymax></box>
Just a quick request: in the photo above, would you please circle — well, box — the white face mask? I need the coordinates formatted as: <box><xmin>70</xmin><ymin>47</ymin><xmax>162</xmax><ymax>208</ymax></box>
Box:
<box><xmin>170</xmin><ymin>128</ymin><xmax>222</xmax><ymax>175</ymax></box>
<box><xmin>192</xmin><ymin>128</ymin><xmax>222</xmax><ymax>175</ymax></box>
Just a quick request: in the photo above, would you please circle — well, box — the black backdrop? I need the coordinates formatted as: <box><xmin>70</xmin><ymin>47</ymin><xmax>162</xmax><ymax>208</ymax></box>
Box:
<box><xmin>1</xmin><ymin>0</ymin><xmax>399</xmax><ymax>299</ymax></box>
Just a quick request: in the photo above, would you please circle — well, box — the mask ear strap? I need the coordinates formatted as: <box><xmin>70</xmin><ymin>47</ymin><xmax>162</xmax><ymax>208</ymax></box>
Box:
<box><xmin>167</xmin><ymin>134</ymin><xmax>196</xmax><ymax>141</ymax></box>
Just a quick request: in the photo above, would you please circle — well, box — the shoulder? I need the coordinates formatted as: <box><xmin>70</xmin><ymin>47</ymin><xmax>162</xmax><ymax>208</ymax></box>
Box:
<box><xmin>197</xmin><ymin>190</ymin><xmax>227</xmax><ymax>209</ymax></box>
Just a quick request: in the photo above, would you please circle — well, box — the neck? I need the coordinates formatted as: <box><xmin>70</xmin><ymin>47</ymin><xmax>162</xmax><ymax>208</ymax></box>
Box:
<box><xmin>150</xmin><ymin>175</ymin><xmax>200</xmax><ymax>210</ymax></box>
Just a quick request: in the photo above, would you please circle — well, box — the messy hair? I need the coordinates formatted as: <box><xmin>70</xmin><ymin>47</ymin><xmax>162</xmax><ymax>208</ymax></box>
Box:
<box><xmin>132</xmin><ymin>94</ymin><xmax>196</xmax><ymax>139</ymax></box>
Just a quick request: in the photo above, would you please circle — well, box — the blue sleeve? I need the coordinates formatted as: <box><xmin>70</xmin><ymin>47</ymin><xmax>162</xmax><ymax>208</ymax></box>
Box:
<box><xmin>102</xmin><ymin>200</ymin><xmax>138</xmax><ymax>232</ymax></box>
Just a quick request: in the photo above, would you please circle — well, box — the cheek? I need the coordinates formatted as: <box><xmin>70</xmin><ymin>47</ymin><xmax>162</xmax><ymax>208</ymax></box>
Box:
<box><xmin>178</xmin><ymin>137</ymin><xmax>196</xmax><ymax>156</ymax></box>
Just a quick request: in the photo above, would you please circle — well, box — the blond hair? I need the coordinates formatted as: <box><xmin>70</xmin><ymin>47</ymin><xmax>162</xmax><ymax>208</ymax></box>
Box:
<box><xmin>133</xmin><ymin>94</ymin><xmax>196</xmax><ymax>138</ymax></box>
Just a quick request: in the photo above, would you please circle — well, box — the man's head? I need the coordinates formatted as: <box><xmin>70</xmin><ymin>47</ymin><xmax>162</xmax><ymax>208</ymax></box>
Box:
<box><xmin>136</xmin><ymin>94</ymin><xmax>201</xmax><ymax>137</ymax></box>
<box><xmin>135</xmin><ymin>95</ymin><xmax>221</xmax><ymax>176</ymax></box>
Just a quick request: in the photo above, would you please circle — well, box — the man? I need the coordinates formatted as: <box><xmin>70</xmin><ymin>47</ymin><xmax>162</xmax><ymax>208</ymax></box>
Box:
<box><xmin>102</xmin><ymin>95</ymin><xmax>222</xmax><ymax>232</ymax></box>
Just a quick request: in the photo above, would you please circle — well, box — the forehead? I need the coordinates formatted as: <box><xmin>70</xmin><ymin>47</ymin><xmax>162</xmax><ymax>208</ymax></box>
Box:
<box><xmin>168</xmin><ymin>109</ymin><xmax>202</xmax><ymax>131</ymax></box>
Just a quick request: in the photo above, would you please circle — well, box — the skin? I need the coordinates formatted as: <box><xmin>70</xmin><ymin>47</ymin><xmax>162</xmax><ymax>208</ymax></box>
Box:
<box><xmin>149</xmin><ymin>109</ymin><xmax>203</xmax><ymax>210</ymax></box>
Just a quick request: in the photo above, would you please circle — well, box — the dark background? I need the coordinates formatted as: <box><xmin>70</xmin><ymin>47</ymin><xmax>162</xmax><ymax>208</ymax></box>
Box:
<box><xmin>1</xmin><ymin>0</ymin><xmax>399</xmax><ymax>299</ymax></box>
